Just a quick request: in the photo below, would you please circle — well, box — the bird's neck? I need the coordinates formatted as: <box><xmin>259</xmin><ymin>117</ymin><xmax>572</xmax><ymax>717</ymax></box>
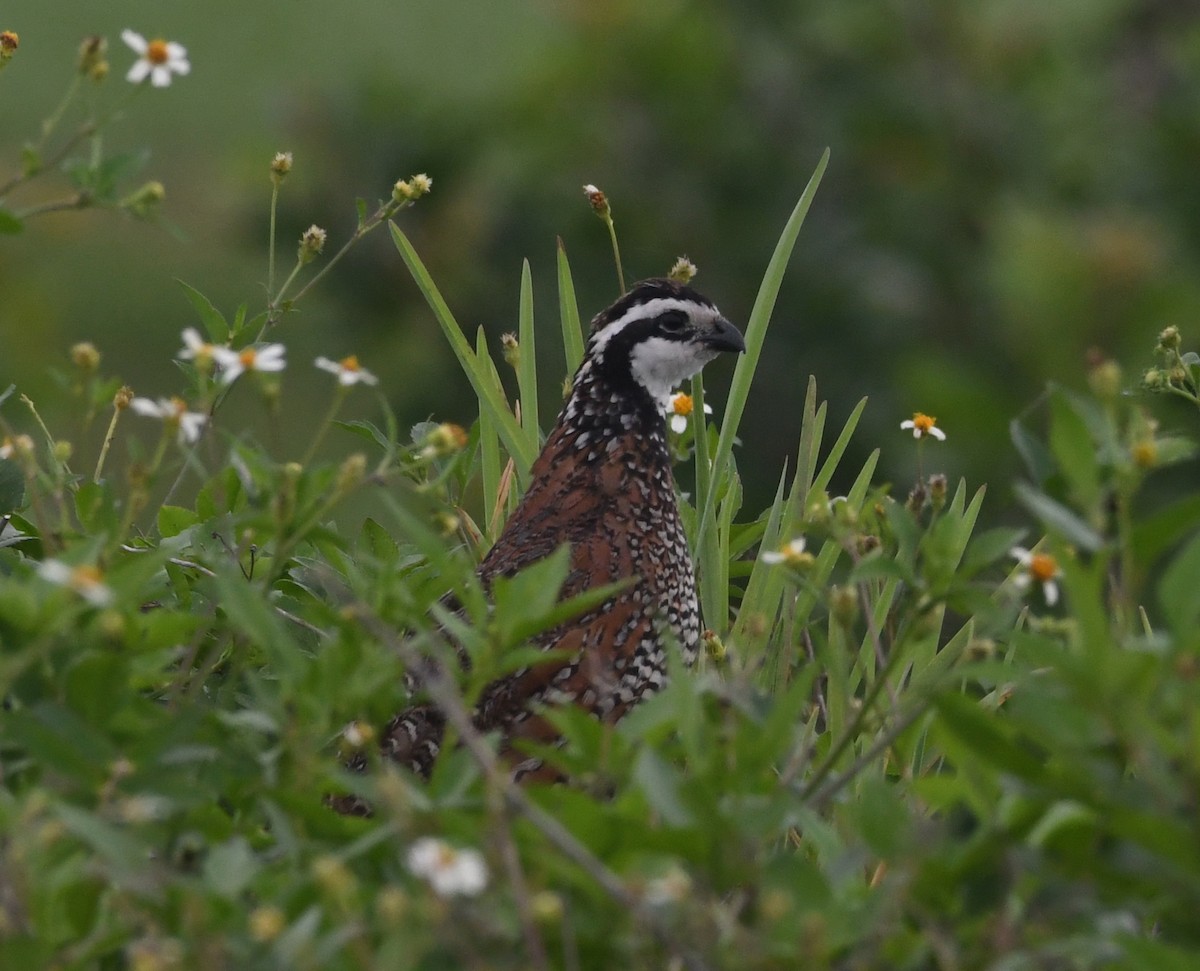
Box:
<box><xmin>548</xmin><ymin>358</ymin><xmax>668</xmax><ymax>462</ymax></box>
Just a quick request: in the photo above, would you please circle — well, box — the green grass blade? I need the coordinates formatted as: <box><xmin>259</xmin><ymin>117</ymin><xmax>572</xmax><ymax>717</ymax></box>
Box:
<box><xmin>391</xmin><ymin>223</ymin><xmax>536</xmax><ymax>482</ymax></box>
<box><xmin>697</xmin><ymin>149</ymin><xmax>829</xmax><ymax>550</ymax></box>
<box><xmin>477</xmin><ymin>328</ymin><xmax>503</xmax><ymax>540</ymax></box>
<box><xmin>810</xmin><ymin>396</ymin><xmax>868</xmax><ymax>499</ymax></box>
<box><xmin>556</xmin><ymin>238</ymin><xmax>586</xmax><ymax>378</ymax></box>
<box><xmin>517</xmin><ymin>259</ymin><xmax>540</xmax><ymax>453</ymax></box>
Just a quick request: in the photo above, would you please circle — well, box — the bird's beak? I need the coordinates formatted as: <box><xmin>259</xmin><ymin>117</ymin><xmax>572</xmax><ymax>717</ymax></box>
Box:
<box><xmin>700</xmin><ymin>316</ymin><xmax>746</xmax><ymax>354</ymax></box>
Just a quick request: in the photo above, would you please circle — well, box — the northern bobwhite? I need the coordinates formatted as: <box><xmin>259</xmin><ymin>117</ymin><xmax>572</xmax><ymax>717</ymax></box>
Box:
<box><xmin>375</xmin><ymin>278</ymin><xmax>744</xmax><ymax>782</ymax></box>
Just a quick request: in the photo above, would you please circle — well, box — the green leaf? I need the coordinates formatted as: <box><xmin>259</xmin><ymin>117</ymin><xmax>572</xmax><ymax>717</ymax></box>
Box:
<box><xmin>1010</xmin><ymin>417</ymin><xmax>1056</xmax><ymax>485</ymax></box>
<box><xmin>1048</xmin><ymin>389</ymin><xmax>1101</xmax><ymax>510</ymax></box>
<box><xmin>0</xmin><ymin>458</ymin><xmax>24</xmax><ymax>512</ymax></box>
<box><xmin>203</xmin><ymin>836</ymin><xmax>261</xmax><ymax>898</ymax></box>
<box><xmin>74</xmin><ymin>480</ymin><xmax>119</xmax><ymax>535</ymax></box>
<box><xmin>1013</xmin><ymin>481</ymin><xmax>1105</xmax><ymax>552</ymax></box>
<box><xmin>0</xmin><ymin>208</ymin><xmax>24</xmax><ymax>234</ymax></box>
<box><xmin>157</xmin><ymin>504</ymin><xmax>199</xmax><ymax>538</ymax></box>
<box><xmin>176</xmin><ymin>279</ymin><xmax>230</xmax><ymax>342</ymax></box>
<box><xmin>633</xmin><ymin>749</ymin><xmax>695</xmax><ymax>827</ymax></box>
<box><xmin>934</xmin><ymin>693</ymin><xmax>1047</xmax><ymax>783</ymax></box>
<box><xmin>333</xmin><ymin>418</ymin><xmax>393</xmax><ymax>452</ymax></box>
<box><xmin>1159</xmin><ymin>529</ymin><xmax>1200</xmax><ymax>634</ymax></box>
<box><xmin>961</xmin><ymin>526</ymin><xmax>1026</xmax><ymax>577</ymax></box>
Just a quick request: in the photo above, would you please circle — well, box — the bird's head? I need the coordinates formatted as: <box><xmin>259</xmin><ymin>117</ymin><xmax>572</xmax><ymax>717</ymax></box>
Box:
<box><xmin>585</xmin><ymin>279</ymin><xmax>745</xmax><ymax>402</ymax></box>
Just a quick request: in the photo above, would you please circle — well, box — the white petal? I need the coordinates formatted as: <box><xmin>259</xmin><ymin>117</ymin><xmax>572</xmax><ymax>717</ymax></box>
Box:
<box><xmin>1042</xmin><ymin>581</ymin><xmax>1059</xmax><ymax>607</ymax></box>
<box><xmin>121</xmin><ymin>29</ymin><xmax>148</xmax><ymax>54</ymax></box>
<box><xmin>670</xmin><ymin>414</ymin><xmax>688</xmax><ymax>434</ymax></box>
<box><xmin>126</xmin><ymin>60</ymin><xmax>152</xmax><ymax>84</ymax></box>
<box><xmin>1010</xmin><ymin>547</ymin><xmax>1032</xmax><ymax>565</ymax></box>
<box><xmin>150</xmin><ymin>65</ymin><xmax>172</xmax><ymax>87</ymax></box>
<box><xmin>165</xmin><ymin>41</ymin><xmax>188</xmax><ymax>61</ymax></box>
<box><xmin>314</xmin><ymin>357</ymin><xmax>339</xmax><ymax>375</ymax></box>
<box><xmin>929</xmin><ymin>426</ymin><xmax>947</xmax><ymax>441</ymax></box>
<box><xmin>900</xmin><ymin>420</ymin><xmax>914</xmax><ymax>430</ymax></box>
<box><xmin>37</xmin><ymin>560</ymin><xmax>73</xmax><ymax>584</ymax></box>
<box><xmin>130</xmin><ymin>397</ymin><xmax>165</xmax><ymax>418</ymax></box>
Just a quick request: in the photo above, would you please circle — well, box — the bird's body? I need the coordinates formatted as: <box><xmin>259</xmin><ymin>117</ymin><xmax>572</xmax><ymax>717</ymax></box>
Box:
<box><xmin>376</xmin><ymin>279</ymin><xmax>744</xmax><ymax>782</ymax></box>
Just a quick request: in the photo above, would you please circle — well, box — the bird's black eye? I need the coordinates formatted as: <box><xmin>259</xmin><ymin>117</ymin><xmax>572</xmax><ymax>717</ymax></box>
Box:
<box><xmin>655</xmin><ymin>309</ymin><xmax>689</xmax><ymax>333</ymax></box>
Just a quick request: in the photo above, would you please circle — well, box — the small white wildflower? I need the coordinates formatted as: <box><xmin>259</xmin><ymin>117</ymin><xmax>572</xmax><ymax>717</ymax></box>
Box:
<box><xmin>37</xmin><ymin>560</ymin><xmax>113</xmax><ymax>607</ymax></box>
<box><xmin>129</xmin><ymin>396</ymin><xmax>207</xmax><ymax>444</ymax></box>
<box><xmin>212</xmin><ymin>343</ymin><xmax>287</xmax><ymax>384</ymax></box>
<box><xmin>1010</xmin><ymin>546</ymin><xmax>1063</xmax><ymax>607</ymax></box>
<box><xmin>315</xmin><ymin>355</ymin><xmax>379</xmax><ymax>387</ymax></box>
<box><xmin>667</xmin><ymin>391</ymin><xmax>712</xmax><ymax>434</ymax></box>
<box><xmin>900</xmin><ymin>412</ymin><xmax>946</xmax><ymax>441</ymax></box>
<box><xmin>761</xmin><ymin>537</ymin><xmax>810</xmax><ymax>567</ymax></box>
<box><xmin>177</xmin><ymin>327</ymin><xmax>217</xmax><ymax>368</ymax></box>
<box><xmin>406</xmin><ymin>837</ymin><xmax>487</xmax><ymax>898</ymax></box>
<box><xmin>121</xmin><ymin>30</ymin><xmax>189</xmax><ymax>87</ymax></box>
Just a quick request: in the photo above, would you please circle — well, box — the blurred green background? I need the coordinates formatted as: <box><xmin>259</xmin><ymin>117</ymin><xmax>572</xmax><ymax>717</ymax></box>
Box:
<box><xmin>4</xmin><ymin>0</ymin><xmax>1200</xmax><ymax>516</ymax></box>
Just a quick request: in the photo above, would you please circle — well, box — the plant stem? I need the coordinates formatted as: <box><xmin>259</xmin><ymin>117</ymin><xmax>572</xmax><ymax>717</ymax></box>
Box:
<box><xmin>267</xmin><ymin>180</ymin><xmax>280</xmax><ymax>297</ymax></box>
<box><xmin>93</xmin><ymin>402</ymin><xmax>124</xmax><ymax>483</ymax></box>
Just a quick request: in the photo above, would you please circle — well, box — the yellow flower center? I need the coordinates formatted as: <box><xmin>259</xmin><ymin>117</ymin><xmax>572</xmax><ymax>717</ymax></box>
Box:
<box><xmin>672</xmin><ymin>394</ymin><xmax>694</xmax><ymax>417</ymax></box>
<box><xmin>146</xmin><ymin>39</ymin><xmax>170</xmax><ymax>65</ymax></box>
<box><xmin>339</xmin><ymin>355</ymin><xmax>361</xmax><ymax>372</ymax></box>
<box><xmin>239</xmin><ymin>348</ymin><xmax>259</xmax><ymax>369</ymax></box>
<box><xmin>1028</xmin><ymin>553</ymin><xmax>1058</xmax><ymax>583</ymax></box>
<box><xmin>71</xmin><ymin>565</ymin><xmax>105</xmax><ymax>590</ymax></box>
<box><xmin>912</xmin><ymin>412</ymin><xmax>937</xmax><ymax>434</ymax></box>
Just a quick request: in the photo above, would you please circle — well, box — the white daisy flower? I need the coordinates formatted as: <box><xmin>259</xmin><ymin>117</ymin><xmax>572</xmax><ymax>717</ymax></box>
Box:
<box><xmin>315</xmin><ymin>355</ymin><xmax>379</xmax><ymax>387</ymax></box>
<box><xmin>761</xmin><ymin>537</ymin><xmax>811</xmax><ymax>567</ymax></box>
<box><xmin>37</xmin><ymin>560</ymin><xmax>113</xmax><ymax>607</ymax></box>
<box><xmin>406</xmin><ymin>837</ymin><xmax>488</xmax><ymax>898</ymax></box>
<box><xmin>666</xmin><ymin>391</ymin><xmax>712</xmax><ymax>434</ymax></box>
<box><xmin>130</xmin><ymin>396</ymin><xmax>207</xmax><ymax>444</ymax></box>
<box><xmin>1010</xmin><ymin>546</ymin><xmax>1063</xmax><ymax>606</ymax></box>
<box><xmin>212</xmin><ymin>343</ymin><xmax>286</xmax><ymax>384</ymax></box>
<box><xmin>177</xmin><ymin>328</ymin><xmax>217</xmax><ymax>369</ymax></box>
<box><xmin>121</xmin><ymin>30</ymin><xmax>190</xmax><ymax>88</ymax></box>
<box><xmin>900</xmin><ymin>412</ymin><xmax>946</xmax><ymax>441</ymax></box>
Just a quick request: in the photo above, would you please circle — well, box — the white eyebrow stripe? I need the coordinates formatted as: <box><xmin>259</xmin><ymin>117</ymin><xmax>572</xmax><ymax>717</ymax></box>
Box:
<box><xmin>588</xmin><ymin>297</ymin><xmax>712</xmax><ymax>354</ymax></box>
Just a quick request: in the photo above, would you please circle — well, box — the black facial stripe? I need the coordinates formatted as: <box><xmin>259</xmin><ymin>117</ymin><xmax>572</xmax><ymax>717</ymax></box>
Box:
<box><xmin>589</xmin><ymin>278</ymin><xmax>715</xmax><ymax>334</ymax></box>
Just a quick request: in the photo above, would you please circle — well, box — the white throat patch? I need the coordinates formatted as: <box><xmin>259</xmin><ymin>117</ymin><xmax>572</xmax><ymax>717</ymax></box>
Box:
<box><xmin>628</xmin><ymin>337</ymin><xmax>718</xmax><ymax>402</ymax></box>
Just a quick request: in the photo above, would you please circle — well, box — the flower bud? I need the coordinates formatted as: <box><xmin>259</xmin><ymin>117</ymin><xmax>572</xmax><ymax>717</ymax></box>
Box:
<box><xmin>582</xmin><ymin>183</ymin><xmax>609</xmax><ymax>217</ymax></box>
<box><xmin>1088</xmin><ymin>358</ymin><xmax>1122</xmax><ymax>400</ymax></box>
<box><xmin>1157</xmin><ymin>325</ymin><xmax>1181</xmax><ymax>352</ymax></box>
<box><xmin>77</xmin><ymin>35</ymin><xmax>109</xmax><ymax>80</ymax></box>
<box><xmin>270</xmin><ymin>151</ymin><xmax>293</xmax><ymax>184</ymax></box>
<box><xmin>668</xmin><ymin>257</ymin><xmax>697</xmax><ymax>284</ymax></box>
<box><xmin>298</xmin><ymin>225</ymin><xmax>327</xmax><ymax>264</ymax></box>
<box><xmin>114</xmin><ymin>385</ymin><xmax>134</xmax><ymax>410</ymax></box>
<box><xmin>248</xmin><ymin>906</ymin><xmax>286</xmax><ymax>943</ymax></box>
<box><xmin>0</xmin><ymin>31</ymin><xmax>19</xmax><ymax>63</ymax></box>
<box><xmin>71</xmin><ymin>341</ymin><xmax>101</xmax><ymax>373</ymax></box>
<box><xmin>829</xmin><ymin>585</ymin><xmax>858</xmax><ymax>628</ymax></box>
<box><xmin>500</xmin><ymin>332</ymin><xmax>520</xmax><ymax>369</ymax></box>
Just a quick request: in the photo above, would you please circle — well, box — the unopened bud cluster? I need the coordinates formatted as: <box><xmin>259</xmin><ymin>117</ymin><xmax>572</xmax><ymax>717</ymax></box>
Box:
<box><xmin>78</xmin><ymin>35</ymin><xmax>108</xmax><ymax>80</ymax></box>
<box><xmin>392</xmin><ymin>173</ymin><xmax>433</xmax><ymax>203</ymax></box>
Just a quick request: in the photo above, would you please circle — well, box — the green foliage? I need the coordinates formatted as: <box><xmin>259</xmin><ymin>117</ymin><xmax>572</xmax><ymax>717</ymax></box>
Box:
<box><xmin>3</xmin><ymin>86</ymin><xmax>1200</xmax><ymax>970</ymax></box>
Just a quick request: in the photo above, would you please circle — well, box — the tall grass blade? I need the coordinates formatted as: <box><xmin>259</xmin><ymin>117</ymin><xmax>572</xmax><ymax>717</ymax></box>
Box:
<box><xmin>697</xmin><ymin>149</ymin><xmax>829</xmax><ymax>551</ymax></box>
<box><xmin>556</xmin><ymin>238</ymin><xmax>586</xmax><ymax>378</ymax></box>
<box><xmin>391</xmin><ymin>223</ymin><xmax>537</xmax><ymax>482</ymax></box>
<box><xmin>517</xmin><ymin>260</ymin><xmax>540</xmax><ymax>453</ymax></box>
